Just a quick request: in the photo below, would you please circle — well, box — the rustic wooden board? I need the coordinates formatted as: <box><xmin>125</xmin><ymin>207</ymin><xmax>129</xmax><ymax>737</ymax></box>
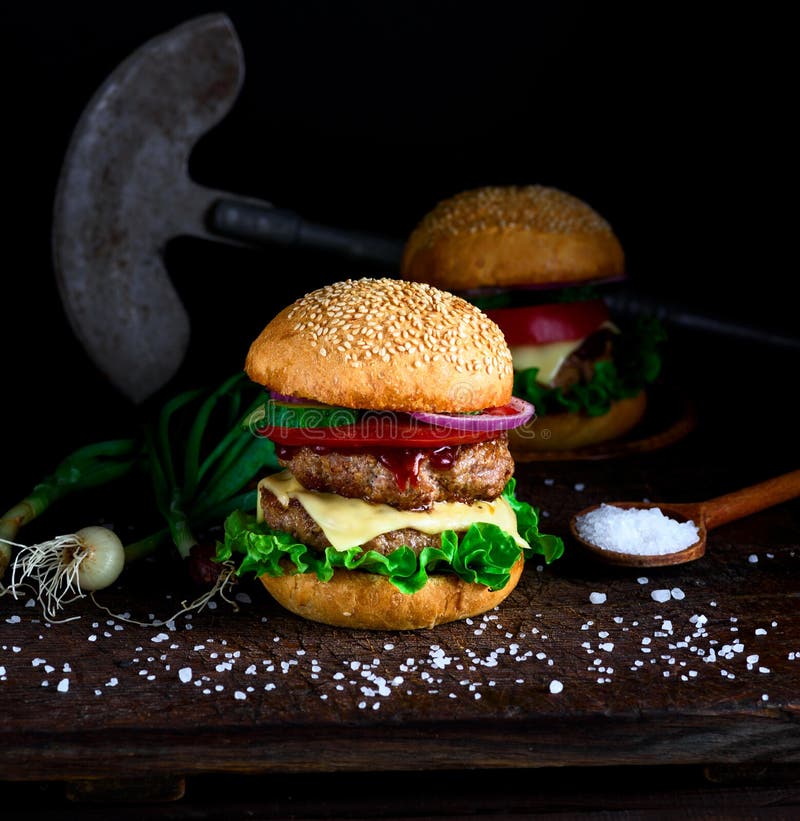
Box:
<box><xmin>2</xmin><ymin>425</ymin><xmax>798</xmax><ymax>784</ymax></box>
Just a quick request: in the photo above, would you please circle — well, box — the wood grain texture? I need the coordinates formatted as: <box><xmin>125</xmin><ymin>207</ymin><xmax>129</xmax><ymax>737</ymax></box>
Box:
<box><xmin>1</xmin><ymin>430</ymin><xmax>798</xmax><ymax>784</ymax></box>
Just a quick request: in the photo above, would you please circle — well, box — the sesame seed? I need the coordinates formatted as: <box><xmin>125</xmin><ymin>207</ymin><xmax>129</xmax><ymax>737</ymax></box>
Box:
<box><xmin>270</xmin><ymin>278</ymin><xmax>512</xmax><ymax>383</ymax></box>
<box><xmin>409</xmin><ymin>185</ymin><xmax>613</xmax><ymax>246</ymax></box>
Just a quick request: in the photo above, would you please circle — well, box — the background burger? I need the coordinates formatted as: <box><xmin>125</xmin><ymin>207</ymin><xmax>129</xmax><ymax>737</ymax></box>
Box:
<box><xmin>218</xmin><ymin>277</ymin><xmax>563</xmax><ymax>630</ymax></box>
<box><xmin>400</xmin><ymin>185</ymin><xmax>666</xmax><ymax>454</ymax></box>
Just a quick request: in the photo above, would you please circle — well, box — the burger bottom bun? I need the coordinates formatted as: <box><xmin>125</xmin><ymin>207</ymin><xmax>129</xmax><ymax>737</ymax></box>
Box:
<box><xmin>259</xmin><ymin>557</ymin><xmax>525</xmax><ymax>631</ymax></box>
<box><xmin>509</xmin><ymin>391</ymin><xmax>647</xmax><ymax>453</ymax></box>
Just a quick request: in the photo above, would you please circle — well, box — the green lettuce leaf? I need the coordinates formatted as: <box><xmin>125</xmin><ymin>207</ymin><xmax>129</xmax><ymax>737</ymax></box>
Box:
<box><xmin>514</xmin><ymin>316</ymin><xmax>667</xmax><ymax>417</ymax></box>
<box><xmin>502</xmin><ymin>479</ymin><xmax>564</xmax><ymax>563</ymax></box>
<box><xmin>216</xmin><ymin>479</ymin><xmax>564</xmax><ymax>595</ymax></box>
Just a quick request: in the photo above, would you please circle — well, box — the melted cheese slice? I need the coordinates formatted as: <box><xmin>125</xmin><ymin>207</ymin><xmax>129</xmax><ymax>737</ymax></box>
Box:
<box><xmin>510</xmin><ymin>321</ymin><xmax>619</xmax><ymax>386</ymax></box>
<box><xmin>259</xmin><ymin>470</ymin><xmax>527</xmax><ymax>551</ymax></box>
<box><xmin>510</xmin><ymin>338</ymin><xmax>587</xmax><ymax>386</ymax></box>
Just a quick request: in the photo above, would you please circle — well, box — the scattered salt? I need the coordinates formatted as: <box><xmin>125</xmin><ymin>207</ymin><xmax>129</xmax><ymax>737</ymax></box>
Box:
<box><xmin>549</xmin><ymin>679</ymin><xmax>563</xmax><ymax>694</ymax></box>
<box><xmin>575</xmin><ymin>504</ymin><xmax>699</xmax><ymax>555</ymax></box>
<box><xmin>589</xmin><ymin>592</ymin><xmax>607</xmax><ymax>604</ymax></box>
<box><xmin>651</xmin><ymin>589</ymin><xmax>671</xmax><ymax>603</ymax></box>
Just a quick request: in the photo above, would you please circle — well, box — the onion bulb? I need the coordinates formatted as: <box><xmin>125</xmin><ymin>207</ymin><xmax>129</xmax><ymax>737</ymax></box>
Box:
<box><xmin>71</xmin><ymin>526</ymin><xmax>125</xmax><ymax>591</ymax></box>
<box><xmin>5</xmin><ymin>525</ymin><xmax>125</xmax><ymax>621</ymax></box>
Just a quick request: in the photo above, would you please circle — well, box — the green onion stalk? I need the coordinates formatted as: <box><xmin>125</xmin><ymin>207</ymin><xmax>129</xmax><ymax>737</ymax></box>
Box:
<box><xmin>0</xmin><ymin>439</ymin><xmax>141</xmax><ymax>580</ymax></box>
<box><xmin>124</xmin><ymin>372</ymin><xmax>280</xmax><ymax>584</ymax></box>
<box><xmin>1</xmin><ymin>373</ymin><xmax>279</xmax><ymax>596</ymax></box>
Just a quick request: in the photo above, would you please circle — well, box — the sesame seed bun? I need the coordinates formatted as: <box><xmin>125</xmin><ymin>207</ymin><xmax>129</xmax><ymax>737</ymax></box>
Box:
<box><xmin>245</xmin><ymin>277</ymin><xmax>513</xmax><ymax>412</ymax></box>
<box><xmin>401</xmin><ymin>185</ymin><xmax>625</xmax><ymax>291</ymax></box>
<box><xmin>259</xmin><ymin>556</ymin><xmax>525</xmax><ymax>630</ymax></box>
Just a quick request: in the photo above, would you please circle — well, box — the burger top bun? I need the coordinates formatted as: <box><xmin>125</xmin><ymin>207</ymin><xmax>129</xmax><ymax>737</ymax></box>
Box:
<box><xmin>245</xmin><ymin>277</ymin><xmax>513</xmax><ymax>413</ymax></box>
<box><xmin>401</xmin><ymin>185</ymin><xmax>625</xmax><ymax>291</ymax></box>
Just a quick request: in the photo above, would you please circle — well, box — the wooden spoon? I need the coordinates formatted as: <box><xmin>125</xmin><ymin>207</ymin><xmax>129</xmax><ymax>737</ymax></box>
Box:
<box><xmin>569</xmin><ymin>469</ymin><xmax>800</xmax><ymax>567</ymax></box>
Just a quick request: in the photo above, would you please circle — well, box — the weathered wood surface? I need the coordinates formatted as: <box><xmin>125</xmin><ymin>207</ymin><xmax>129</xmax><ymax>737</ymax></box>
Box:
<box><xmin>0</xmin><ymin>329</ymin><xmax>798</xmax><ymax>821</ymax></box>
<box><xmin>2</xmin><ymin>410</ymin><xmax>798</xmax><ymax>783</ymax></box>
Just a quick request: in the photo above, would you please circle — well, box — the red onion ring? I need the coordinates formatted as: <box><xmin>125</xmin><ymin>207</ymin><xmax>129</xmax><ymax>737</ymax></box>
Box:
<box><xmin>409</xmin><ymin>397</ymin><xmax>535</xmax><ymax>432</ymax></box>
<box><xmin>270</xmin><ymin>391</ymin><xmax>535</xmax><ymax>431</ymax></box>
<box><xmin>269</xmin><ymin>390</ymin><xmax>312</xmax><ymax>404</ymax></box>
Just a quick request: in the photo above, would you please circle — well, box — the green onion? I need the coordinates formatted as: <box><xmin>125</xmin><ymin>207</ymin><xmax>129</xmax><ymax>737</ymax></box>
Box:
<box><xmin>1</xmin><ymin>372</ymin><xmax>281</xmax><ymax>619</ymax></box>
<box><xmin>135</xmin><ymin>372</ymin><xmax>280</xmax><ymax>570</ymax></box>
<box><xmin>7</xmin><ymin>526</ymin><xmax>126</xmax><ymax>622</ymax></box>
<box><xmin>0</xmin><ymin>439</ymin><xmax>140</xmax><ymax>578</ymax></box>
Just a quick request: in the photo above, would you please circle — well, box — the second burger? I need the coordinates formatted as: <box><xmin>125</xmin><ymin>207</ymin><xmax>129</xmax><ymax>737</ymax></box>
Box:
<box><xmin>401</xmin><ymin>185</ymin><xmax>666</xmax><ymax>454</ymax></box>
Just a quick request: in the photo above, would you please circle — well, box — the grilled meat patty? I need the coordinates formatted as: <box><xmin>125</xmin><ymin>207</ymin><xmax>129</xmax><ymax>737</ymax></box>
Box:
<box><xmin>277</xmin><ymin>435</ymin><xmax>513</xmax><ymax>511</ymax></box>
<box><xmin>550</xmin><ymin>328</ymin><xmax>615</xmax><ymax>391</ymax></box>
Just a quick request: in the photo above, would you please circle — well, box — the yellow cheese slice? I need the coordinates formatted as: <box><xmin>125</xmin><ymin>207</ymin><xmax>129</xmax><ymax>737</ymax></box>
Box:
<box><xmin>258</xmin><ymin>470</ymin><xmax>527</xmax><ymax>551</ymax></box>
<box><xmin>510</xmin><ymin>338</ymin><xmax>586</xmax><ymax>386</ymax></box>
<box><xmin>510</xmin><ymin>321</ymin><xmax>618</xmax><ymax>386</ymax></box>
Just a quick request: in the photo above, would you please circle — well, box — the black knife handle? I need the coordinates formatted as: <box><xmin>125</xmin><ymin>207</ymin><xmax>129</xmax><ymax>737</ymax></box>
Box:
<box><xmin>605</xmin><ymin>288</ymin><xmax>800</xmax><ymax>350</ymax></box>
<box><xmin>209</xmin><ymin>198</ymin><xmax>405</xmax><ymax>269</ymax></box>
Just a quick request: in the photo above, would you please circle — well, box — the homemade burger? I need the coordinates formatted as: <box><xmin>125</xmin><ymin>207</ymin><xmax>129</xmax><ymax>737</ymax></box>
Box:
<box><xmin>218</xmin><ymin>277</ymin><xmax>563</xmax><ymax>630</ymax></box>
<box><xmin>401</xmin><ymin>185</ymin><xmax>665</xmax><ymax>453</ymax></box>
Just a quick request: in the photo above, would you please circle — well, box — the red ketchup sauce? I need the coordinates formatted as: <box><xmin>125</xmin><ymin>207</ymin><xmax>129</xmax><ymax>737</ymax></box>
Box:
<box><xmin>275</xmin><ymin>444</ymin><xmax>458</xmax><ymax>490</ymax></box>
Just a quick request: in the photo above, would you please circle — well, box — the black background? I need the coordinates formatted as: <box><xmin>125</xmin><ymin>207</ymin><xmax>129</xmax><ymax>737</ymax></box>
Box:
<box><xmin>1</xmin><ymin>2</ymin><xmax>796</xmax><ymax>488</ymax></box>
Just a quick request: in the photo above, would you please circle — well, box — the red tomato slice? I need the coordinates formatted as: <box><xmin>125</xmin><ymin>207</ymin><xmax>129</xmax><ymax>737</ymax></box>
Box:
<box><xmin>257</xmin><ymin>415</ymin><xmax>497</xmax><ymax>448</ymax></box>
<box><xmin>486</xmin><ymin>300</ymin><xmax>610</xmax><ymax>346</ymax></box>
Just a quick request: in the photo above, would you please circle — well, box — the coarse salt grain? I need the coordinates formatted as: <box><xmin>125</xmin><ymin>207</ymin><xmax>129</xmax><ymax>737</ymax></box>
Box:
<box><xmin>549</xmin><ymin>680</ymin><xmax>563</xmax><ymax>694</ymax></box>
<box><xmin>589</xmin><ymin>592</ymin><xmax>607</xmax><ymax>604</ymax></box>
<box><xmin>575</xmin><ymin>504</ymin><xmax>699</xmax><ymax>555</ymax></box>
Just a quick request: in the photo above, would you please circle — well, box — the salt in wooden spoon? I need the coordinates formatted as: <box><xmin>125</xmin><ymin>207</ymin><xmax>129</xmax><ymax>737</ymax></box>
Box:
<box><xmin>569</xmin><ymin>469</ymin><xmax>800</xmax><ymax>567</ymax></box>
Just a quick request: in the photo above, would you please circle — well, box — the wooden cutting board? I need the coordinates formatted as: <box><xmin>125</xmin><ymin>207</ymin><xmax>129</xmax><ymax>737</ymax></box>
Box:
<box><xmin>2</xmin><ymin>435</ymin><xmax>798</xmax><ymax>792</ymax></box>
